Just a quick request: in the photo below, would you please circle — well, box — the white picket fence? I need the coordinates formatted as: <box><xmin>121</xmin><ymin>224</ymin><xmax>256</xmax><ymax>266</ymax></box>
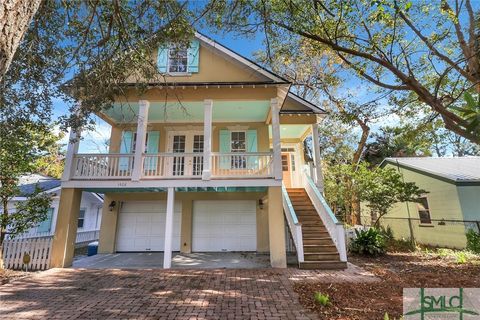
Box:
<box><xmin>1</xmin><ymin>236</ymin><xmax>53</xmax><ymax>271</ymax></box>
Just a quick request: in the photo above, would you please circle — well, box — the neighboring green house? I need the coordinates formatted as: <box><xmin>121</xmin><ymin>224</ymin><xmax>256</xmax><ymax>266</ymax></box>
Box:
<box><xmin>379</xmin><ymin>157</ymin><xmax>480</xmax><ymax>249</ymax></box>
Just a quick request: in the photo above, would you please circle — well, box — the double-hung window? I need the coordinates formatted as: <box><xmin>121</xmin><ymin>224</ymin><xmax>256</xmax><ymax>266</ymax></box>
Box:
<box><xmin>78</xmin><ymin>209</ymin><xmax>86</xmax><ymax>229</ymax></box>
<box><xmin>416</xmin><ymin>197</ymin><xmax>431</xmax><ymax>224</ymax></box>
<box><xmin>231</xmin><ymin>131</ymin><xmax>246</xmax><ymax>169</ymax></box>
<box><xmin>168</xmin><ymin>46</ymin><xmax>188</xmax><ymax>73</ymax></box>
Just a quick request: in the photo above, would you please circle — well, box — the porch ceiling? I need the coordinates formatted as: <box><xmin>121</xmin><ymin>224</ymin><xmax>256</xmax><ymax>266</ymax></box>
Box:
<box><xmin>269</xmin><ymin>124</ymin><xmax>310</xmax><ymax>139</ymax></box>
<box><xmin>102</xmin><ymin>100</ymin><xmax>270</xmax><ymax>123</ymax></box>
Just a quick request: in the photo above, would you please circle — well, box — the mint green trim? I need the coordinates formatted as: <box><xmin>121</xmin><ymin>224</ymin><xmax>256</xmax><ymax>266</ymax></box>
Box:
<box><xmin>187</xmin><ymin>40</ymin><xmax>200</xmax><ymax>73</ymax></box>
<box><xmin>83</xmin><ymin>187</ymin><xmax>267</xmax><ymax>193</ymax></box>
<box><xmin>119</xmin><ymin>131</ymin><xmax>133</xmax><ymax>171</ymax></box>
<box><xmin>107</xmin><ymin>101</ymin><xmax>270</xmax><ymax>123</ymax></box>
<box><xmin>304</xmin><ymin>172</ymin><xmax>339</xmax><ymax>224</ymax></box>
<box><xmin>219</xmin><ymin>129</ymin><xmax>230</xmax><ymax>169</ymax></box>
<box><xmin>37</xmin><ymin>208</ymin><xmax>54</xmax><ymax>233</ymax></box>
<box><xmin>157</xmin><ymin>46</ymin><xmax>168</xmax><ymax>72</ymax></box>
<box><xmin>282</xmin><ymin>184</ymin><xmax>299</xmax><ymax>224</ymax></box>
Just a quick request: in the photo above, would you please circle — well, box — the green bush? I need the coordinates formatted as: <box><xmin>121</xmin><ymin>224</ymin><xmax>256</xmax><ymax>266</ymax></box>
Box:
<box><xmin>314</xmin><ymin>292</ymin><xmax>330</xmax><ymax>306</ymax></box>
<box><xmin>466</xmin><ymin>229</ymin><xmax>480</xmax><ymax>254</ymax></box>
<box><xmin>350</xmin><ymin>228</ymin><xmax>386</xmax><ymax>256</ymax></box>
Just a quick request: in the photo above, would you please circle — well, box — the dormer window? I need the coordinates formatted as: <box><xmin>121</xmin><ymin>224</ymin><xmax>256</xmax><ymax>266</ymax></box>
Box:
<box><xmin>168</xmin><ymin>46</ymin><xmax>188</xmax><ymax>73</ymax></box>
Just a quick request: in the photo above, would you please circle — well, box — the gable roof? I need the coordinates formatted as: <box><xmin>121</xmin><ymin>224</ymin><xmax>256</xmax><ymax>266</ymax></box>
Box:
<box><xmin>381</xmin><ymin>157</ymin><xmax>480</xmax><ymax>184</ymax></box>
<box><xmin>18</xmin><ymin>174</ymin><xmax>61</xmax><ymax>196</ymax></box>
<box><xmin>281</xmin><ymin>92</ymin><xmax>326</xmax><ymax>114</ymax></box>
<box><xmin>194</xmin><ymin>32</ymin><xmax>289</xmax><ymax>84</ymax></box>
<box><xmin>17</xmin><ymin>174</ymin><xmax>103</xmax><ymax>202</ymax></box>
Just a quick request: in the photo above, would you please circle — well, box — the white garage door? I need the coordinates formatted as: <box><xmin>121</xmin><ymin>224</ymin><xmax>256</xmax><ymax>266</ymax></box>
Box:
<box><xmin>192</xmin><ymin>200</ymin><xmax>256</xmax><ymax>252</ymax></box>
<box><xmin>116</xmin><ymin>201</ymin><xmax>181</xmax><ymax>252</ymax></box>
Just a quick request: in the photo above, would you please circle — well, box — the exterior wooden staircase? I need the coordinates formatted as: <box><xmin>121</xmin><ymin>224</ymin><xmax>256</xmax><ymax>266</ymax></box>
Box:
<box><xmin>287</xmin><ymin>188</ymin><xmax>347</xmax><ymax>270</ymax></box>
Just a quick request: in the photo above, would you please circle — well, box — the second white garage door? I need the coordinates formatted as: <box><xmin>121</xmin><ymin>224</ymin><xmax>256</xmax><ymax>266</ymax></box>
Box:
<box><xmin>116</xmin><ymin>201</ymin><xmax>181</xmax><ymax>252</ymax></box>
<box><xmin>192</xmin><ymin>200</ymin><xmax>257</xmax><ymax>252</ymax></box>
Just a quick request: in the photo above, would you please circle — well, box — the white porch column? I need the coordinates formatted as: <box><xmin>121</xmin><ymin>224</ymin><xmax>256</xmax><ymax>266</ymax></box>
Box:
<box><xmin>131</xmin><ymin>100</ymin><xmax>150</xmax><ymax>181</ymax></box>
<box><xmin>270</xmin><ymin>98</ymin><xmax>282</xmax><ymax>180</ymax></box>
<box><xmin>202</xmin><ymin>99</ymin><xmax>213</xmax><ymax>180</ymax></box>
<box><xmin>311</xmin><ymin>123</ymin><xmax>325</xmax><ymax>192</ymax></box>
<box><xmin>163</xmin><ymin>187</ymin><xmax>175</xmax><ymax>269</ymax></box>
<box><xmin>61</xmin><ymin>126</ymin><xmax>82</xmax><ymax>182</ymax></box>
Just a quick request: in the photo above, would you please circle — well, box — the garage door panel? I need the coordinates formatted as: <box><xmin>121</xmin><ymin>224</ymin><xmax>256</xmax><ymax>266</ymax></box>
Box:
<box><xmin>116</xmin><ymin>201</ymin><xmax>181</xmax><ymax>252</ymax></box>
<box><xmin>192</xmin><ymin>200</ymin><xmax>256</xmax><ymax>252</ymax></box>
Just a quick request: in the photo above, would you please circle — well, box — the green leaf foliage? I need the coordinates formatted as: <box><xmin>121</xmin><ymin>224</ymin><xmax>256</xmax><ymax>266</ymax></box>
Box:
<box><xmin>350</xmin><ymin>228</ymin><xmax>386</xmax><ymax>256</ymax></box>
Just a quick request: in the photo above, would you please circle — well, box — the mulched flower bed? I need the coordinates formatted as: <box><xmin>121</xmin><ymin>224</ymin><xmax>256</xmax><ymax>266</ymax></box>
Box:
<box><xmin>294</xmin><ymin>252</ymin><xmax>480</xmax><ymax>319</ymax></box>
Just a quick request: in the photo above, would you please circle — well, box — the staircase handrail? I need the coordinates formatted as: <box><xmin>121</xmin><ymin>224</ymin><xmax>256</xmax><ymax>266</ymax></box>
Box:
<box><xmin>303</xmin><ymin>170</ymin><xmax>347</xmax><ymax>262</ymax></box>
<box><xmin>281</xmin><ymin>184</ymin><xmax>304</xmax><ymax>263</ymax></box>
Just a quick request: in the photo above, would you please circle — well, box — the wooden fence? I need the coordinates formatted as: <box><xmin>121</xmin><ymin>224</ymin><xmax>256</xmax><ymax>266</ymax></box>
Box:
<box><xmin>1</xmin><ymin>236</ymin><xmax>53</xmax><ymax>271</ymax></box>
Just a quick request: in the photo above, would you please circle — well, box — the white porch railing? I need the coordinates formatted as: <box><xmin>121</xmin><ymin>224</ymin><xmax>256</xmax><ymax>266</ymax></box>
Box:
<box><xmin>72</xmin><ymin>153</ymin><xmax>134</xmax><ymax>179</ymax></box>
<box><xmin>282</xmin><ymin>184</ymin><xmax>304</xmax><ymax>263</ymax></box>
<box><xmin>1</xmin><ymin>236</ymin><xmax>52</xmax><ymax>270</ymax></box>
<box><xmin>143</xmin><ymin>153</ymin><xmax>204</xmax><ymax>178</ymax></box>
<box><xmin>9</xmin><ymin>229</ymin><xmax>100</xmax><ymax>245</ymax></box>
<box><xmin>211</xmin><ymin>152</ymin><xmax>273</xmax><ymax>178</ymax></box>
<box><xmin>71</xmin><ymin>152</ymin><xmax>274</xmax><ymax>180</ymax></box>
<box><xmin>303</xmin><ymin>170</ymin><xmax>347</xmax><ymax>262</ymax></box>
<box><xmin>75</xmin><ymin>229</ymin><xmax>100</xmax><ymax>244</ymax></box>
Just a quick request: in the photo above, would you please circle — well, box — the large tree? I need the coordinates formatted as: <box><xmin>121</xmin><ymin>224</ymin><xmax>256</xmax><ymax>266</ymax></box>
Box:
<box><xmin>208</xmin><ymin>0</ymin><xmax>480</xmax><ymax>144</ymax></box>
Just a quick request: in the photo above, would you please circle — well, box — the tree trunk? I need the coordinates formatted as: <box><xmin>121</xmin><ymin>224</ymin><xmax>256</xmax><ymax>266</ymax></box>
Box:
<box><xmin>0</xmin><ymin>199</ymin><xmax>9</xmax><ymax>269</ymax></box>
<box><xmin>0</xmin><ymin>0</ymin><xmax>42</xmax><ymax>82</ymax></box>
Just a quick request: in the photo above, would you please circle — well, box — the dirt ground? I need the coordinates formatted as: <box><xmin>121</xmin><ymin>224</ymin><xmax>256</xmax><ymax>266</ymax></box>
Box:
<box><xmin>294</xmin><ymin>251</ymin><xmax>480</xmax><ymax>319</ymax></box>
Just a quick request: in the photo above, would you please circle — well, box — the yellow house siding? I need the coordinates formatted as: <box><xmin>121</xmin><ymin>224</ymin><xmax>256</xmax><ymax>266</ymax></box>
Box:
<box><xmin>380</xmin><ymin>163</ymin><xmax>467</xmax><ymax>248</ymax></box>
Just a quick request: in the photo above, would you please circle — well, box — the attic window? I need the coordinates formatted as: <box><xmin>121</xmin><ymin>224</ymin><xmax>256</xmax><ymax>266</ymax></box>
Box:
<box><xmin>168</xmin><ymin>46</ymin><xmax>188</xmax><ymax>73</ymax></box>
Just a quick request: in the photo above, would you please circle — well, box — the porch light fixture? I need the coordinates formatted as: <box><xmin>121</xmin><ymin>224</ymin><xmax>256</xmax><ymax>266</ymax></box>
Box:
<box><xmin>258</xmin><ymin>199</ymin><xmax>264</xmax><ymax>210</ymax></box>
<box><xmin>109</xmin><ymin>201</ymin><xmax>117</xmax><ymax>212</ymax></box>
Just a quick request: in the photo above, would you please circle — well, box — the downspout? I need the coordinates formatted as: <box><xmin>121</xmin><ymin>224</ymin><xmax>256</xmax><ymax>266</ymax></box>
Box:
<box><xmin>395</xmin><ymin>160</ymin><xmax>416</xmax><ymax>246</ymax></box>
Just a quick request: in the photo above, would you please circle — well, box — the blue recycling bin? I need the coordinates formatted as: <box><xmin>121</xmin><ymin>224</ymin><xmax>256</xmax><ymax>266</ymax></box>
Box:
<box><xmin>87</xmin><ymin>241</ymin><xmax>98</xmax><ymax>256</ymax></box>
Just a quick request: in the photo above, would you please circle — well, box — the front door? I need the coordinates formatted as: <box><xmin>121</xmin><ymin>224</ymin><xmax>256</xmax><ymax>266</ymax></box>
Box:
<box><xmin>282</xmin><ymin>153</ymin><xmax>292</xmax><ymax>188</ymax></box>
<box><xmin>167</xmin><ymin>131</ymin><xmax>204</xmax><ymax>177</ymax></box>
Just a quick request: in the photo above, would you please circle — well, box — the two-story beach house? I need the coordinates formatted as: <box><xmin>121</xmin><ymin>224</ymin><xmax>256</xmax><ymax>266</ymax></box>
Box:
<box><xmin>51</xmin><ymin>32</ymin><xmax>347</xmax><ymax>269</ymax></box>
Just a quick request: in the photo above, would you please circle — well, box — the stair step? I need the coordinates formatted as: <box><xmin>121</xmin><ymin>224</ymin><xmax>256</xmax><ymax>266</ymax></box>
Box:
<box><xmin>303</xmin><ymin>245</ymin><xmax>338</xmax><ymax>253</ymax></box>
<box><xmin>303</xmin><ymin>238</ymin><xmax>334</xmax><ymax>245</ymax></box>
<box><xmin>302</xmin><ymin>230</ymin><xmax>330</xmax><ymax>235</ymax></box>
<box><xmin>299</xmin><ymin>261</ymin><xmax>347</xmax><ymax>270</ymax></box>
<box><xmin>304</xmin><ymin>253</ymin><xmax>340</xmax><ymax>261</ymax></box>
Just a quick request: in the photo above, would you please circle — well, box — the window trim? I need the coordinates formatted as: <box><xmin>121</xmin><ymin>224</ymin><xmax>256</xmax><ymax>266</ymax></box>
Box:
<box><xmin>230</xmin><ymin>130</ymin><xmax>247</xmax><ymax>153</ymax></box>
<box><xmin>416</xmin><ymin>196</ymin><xmax>432</xmax><ymax>225</ymax></box>
<box><xmin>167</xmin><ymin>46</ymin><xmax>191</xmax><ymax>76</ymax></box>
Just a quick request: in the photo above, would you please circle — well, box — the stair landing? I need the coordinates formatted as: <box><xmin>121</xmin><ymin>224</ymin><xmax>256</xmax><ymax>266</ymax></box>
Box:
<box><xmin>287</xmin><ymin>188</ymin><xmax>347</xmax><ymax>270</ymax></box>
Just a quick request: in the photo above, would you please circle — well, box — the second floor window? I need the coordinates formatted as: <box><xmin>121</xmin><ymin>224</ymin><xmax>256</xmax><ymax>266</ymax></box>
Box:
<box><xmin>416</xmin><ymin>197</ymin><xmax>431</xmax><ymax>224</ymax></box>
<box><xmin>168</xmin><ymin>46</ymin><xmax>188</xmax><ymax>73</ymax></box>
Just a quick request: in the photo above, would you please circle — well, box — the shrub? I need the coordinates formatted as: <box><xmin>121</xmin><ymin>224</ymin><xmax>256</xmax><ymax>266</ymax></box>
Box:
<box><xmin>313</xmin><ymin>292</ymin><xmax>330</xmax><ymax>306</ymax></box>
<box><xmin>466</xmin><ymin>229</ymin><xmax>480</xmax><ymax>254</ymax></box>
<box><xmin>349</xmin><ymin>228</ymin><xmax>386</xmax><ymax>256</ymax></box>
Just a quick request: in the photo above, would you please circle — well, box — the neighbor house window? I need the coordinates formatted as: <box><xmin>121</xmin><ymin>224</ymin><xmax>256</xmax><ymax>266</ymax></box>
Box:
<box><xmin>417</xmin><ymin>197</ymin><xmax>431</xmax><ymax>224</ymax></box>
<box><xmin>78</xmin><ymin>209</ymin><xmax>86</xmax><ymax>228</ymax></box>
<box><xmin>231</xmin><ymin>131</ymin><xmax>246</xmax><ymax>169</ymax></box>
<box><xmin>168</xmin><ymin>46</ymin><xmax>188</xmax><ymax>73</ymax></box>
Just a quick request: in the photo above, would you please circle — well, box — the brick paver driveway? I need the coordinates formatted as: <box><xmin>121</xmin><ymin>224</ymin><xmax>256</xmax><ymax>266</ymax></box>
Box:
<box><xmin>0</xmin><ymin>266</ymin><xmax>375</xmax><ymax>320</ymax></box>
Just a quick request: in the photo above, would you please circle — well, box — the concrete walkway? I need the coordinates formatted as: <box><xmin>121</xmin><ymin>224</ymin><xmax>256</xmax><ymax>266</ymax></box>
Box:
<box><xmin>0</xmin><ymin>266</ymin><xmax>376</xmax><ymax>320</ymax></box>
<box><xmin>73</xmin><ymin>252</ymin><xmax>272</xmax><ymax>269</ymax></box>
